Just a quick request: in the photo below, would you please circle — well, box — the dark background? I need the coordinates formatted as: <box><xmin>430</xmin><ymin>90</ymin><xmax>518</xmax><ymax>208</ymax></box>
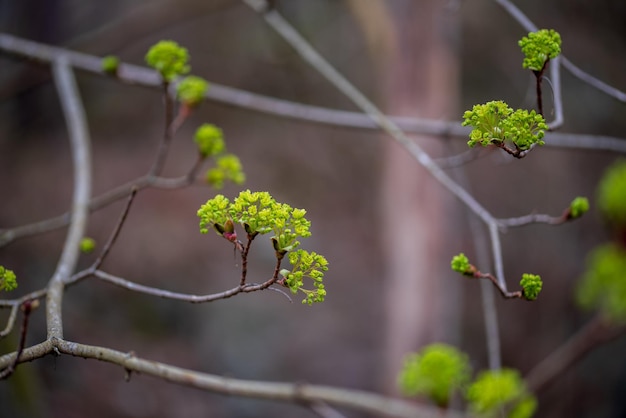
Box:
<box><xmin>1</xmin><ymin>1</ymin><xmax>625</xmax><ymax>417</ymax></box>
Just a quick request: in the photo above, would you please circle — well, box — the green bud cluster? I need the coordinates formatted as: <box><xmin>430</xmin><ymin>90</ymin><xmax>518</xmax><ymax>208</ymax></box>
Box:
<box><xmin>518</xmin><ymin>29</ymin><xmax>562</xmax><ymax>71</ymax></box>
<box><xmin>577</xmin><ymin>244</ymin><xmax>626</xmax><ymax>324</ymax></box>
<box><xmin>0</xmin><ymin>265</ymin><xmax>17</xmax><ymax>292</ymax></box>
<box><xmin>197</xmin><ymin>191</ymin><xmax>327</xmax><ymax>305</ymax></box>
<box><xmin>520</xmin><ymin>273</ymin><xmax>542</xmax><ymax>301</ymax></box>
<box><xmin>145</xmin><ymin>40</ymin><xmax>190</xmax><ymax>82</ymax></box>
<box><xmin>176</xmin><ymin>75</ymin><xmax>209</xmax><ymax>106</ymax></box>
<box><xmin>280</xmin><ymin>249</ymin><xmax>328</xmax><ymax>305</ymax></box>
<box><xmin>101</xmin><ymin>55</ymin><xmax>120</xmax><ymax>75</ymax></box>
<box><xmin>462</xmin><ymin>101</ymin><xmax>547</xmax><ymax>151</ymax></box>
<box><xmin>466</xmin><ymin>369</ymin><xmax>537</xmax><ymax>418</ymax></box>
<box><xmin>398</xmin><ymin>344</ymin><xmax>471</xmax><ymax>407</ymax></box>
<box><xmin>192</xmin><ymin>124</ymin><xmax>245</xmax><ymax>189</ymax></box>
<box><xmin>569</xmin><ymin>196</ymin><xmax>589</xmax><ymax>219</ymax></box>
<box><xmin>597</xmin><ymin>160</ymin><xmax>626</xmax><ymax>229</ymax></box>
<box><xmin>80</xmin><ymin>237</ymin><xmax>96</xmax><ymax>254</ymax></box>
<box><xmin>451</xmin><ymin>253</ymin><xmax>474</xmax><ymax>276</ymax></box>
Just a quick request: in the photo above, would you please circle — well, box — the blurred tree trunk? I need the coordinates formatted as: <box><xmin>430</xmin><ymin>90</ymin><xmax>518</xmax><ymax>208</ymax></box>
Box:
<box><xmin>349</xmin><ymin>0</ymin><xmax>461</xmax><ymax>392</ymax></box>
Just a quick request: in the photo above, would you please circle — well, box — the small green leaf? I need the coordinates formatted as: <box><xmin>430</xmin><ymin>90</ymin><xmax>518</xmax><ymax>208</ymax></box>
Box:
<box><xmin>569</xmin><ymin>196</ymin><xmax>589</xmax><ymax>219</ymax></box>
<box><xmin>466</xmin><ymin>369</ymin><xmax>536</xmax><ymax>418</ymax></box>
<box><xmin>451</xmin><ymin>253</ymin><xmax>474</xmax><ymax>276</ymax></box>
<box><xmin>101</xmin><ymin>55</ymin><xmax>120</xmax><ymax>75</ymax></box>
<box><xmin>0</xmin><ymin>266</ymin><xmax>18</xmax><ymax>292</ymax></box>
<box><xmin>177</xmin><ymin>75</ymin><xmax>209</xmax><ymax>106</ymax></box>
<box><xmin>80</xmin><ymin>237</ymin><xmax>96</xmax><ymax>254</ymax></box>
<box><xmin>520</xmin><ymin>273</ymin><xmax>542</xmax><ymax>301</ymax></box>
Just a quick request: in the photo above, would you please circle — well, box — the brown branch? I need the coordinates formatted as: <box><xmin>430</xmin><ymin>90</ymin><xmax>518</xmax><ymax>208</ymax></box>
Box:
<box><xmin>0</xmin><ymin>299</ymin><xmax>38</xmax><ymax>379</ymax></box>
<box><xmin>0</xmin><ymin>303</ymin><xmax>19</xmax><ymax>338</ymax></box>
<box><xmin>473</xmin><ymin>272</ymin><xmax>523</xmax><ymax>300</ymax></box>
<box><xmin>90</xmin><ymin>188</ymin><xmax>138</xmax><ymax>272</ymax></box>
<box><xmin>525</xmin><ymin>314</ymin><xmax>626</xmax><ymax>393</ymax></box>
<box><xmin>497</xmin><ymin>205</ymin><xmax>580</xmax><ymax>229</ymax></box>
<box><xmin>0</xmin><ymin>337</ymin><xmax>458</xmax><ymax>418</ymax></box>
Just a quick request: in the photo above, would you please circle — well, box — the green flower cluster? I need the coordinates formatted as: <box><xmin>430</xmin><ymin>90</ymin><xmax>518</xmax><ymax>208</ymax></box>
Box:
<box><xmin>145</xmin><ymin>40</ymin><xmax>190</xmax><ymax>82</ymax></box>
<box><xmin>0</xmin><ymin>265</ymin><xmax>17</xmax><ymax>292</ymax></box>
<box><xmin>462</xmin><ymin>101</ymin><xmax>547</xmax><ymax>151</ymax></box>
<box><xmin>198</xmin><ymin>190</ymin><xmax>311</xmax><ymax>252</ymax></box>
<box><xmin>176</xmin><ymin>75</ymin><xmax>209</xmax><ymax>106</ymax></box>
<box><xmin>598</xmin><ymin>160</ymin><xmax>626</xmax><ymax>229</ymax></box>
<box><xmin>280</xmin><ymin>249</ymin><xmax>328</xmax><ymax>305</ymax></box>
<box><xmin>398</xmin><ymin>344</ymin><xmax>471</xmax><ymax>407</ymax></box>
<box><xmin>451</xmin><ymin>253</ymin><xmax>475</xmax><ymax>276</ymax></box>
<box><xmin>520</xmin><ymin>273</ymin><xmax>542</xmax><ymax>301</ymax></box>
<box><xmin>569</xmin><ymin>196</ymin><xmax>590</xmax><ymax>219</ymax></box>
<box><xmin>518</xmin><ymin>29</ymin><xmax>562</xmax><ymax>71</ymax></box>
<box><xmin>577</xmin><ymin>244</ymin><xmax>626</xmax><ymax>324</ymax></box>
<box><xmin>466</xmin><ymin>369</ymin><xmax>537</xmax><ymax>418</ymax></box>
<box><xmin>101</xmin><ymin>55</ymin><xmax>120</xmax><ymax>75</ymax></box>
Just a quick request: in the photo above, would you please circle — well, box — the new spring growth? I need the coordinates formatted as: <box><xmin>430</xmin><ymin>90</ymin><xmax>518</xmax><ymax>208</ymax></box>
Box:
<box><xmin>145</xmin><ymin>40</ymin><xmax>190</xmax><ymax>82</ymax></box>
<box><xmin>279</xmin><ymin>249</ymin><xmax>329</xmax><ymax>305</ymax></box>
<box><xmin>80</xmin><ymin>237</ymin><xmax>96</xmax><ymax>254</ymax></box>
<box><xmin>577</xmin><ymin>244</ymin><xmax>626</xmax><ymax>324</ymax></box>
<box><xmin>101</xmin><ymin>55</ymin><xmax>120</xmax><ymax>75</ymax></box>
<box><xmin>519</xmin><ymin>29</ymin><xmax>562</xmax><ymax>71</ymax></box>
<box><xmin>206</xmin><ymin>155</ymin><xmax>246</xmax><ymax>189</ymax></box>
<box><xmin>177</xmin><ymin>76</ymin><xmax>209</xmax><ymax>107</ymax></box>
<box><xmin>197</xmin><ymin>191</ymin><xmax>328</xmax><ymax>304</ymax></box>
<box><xmin>520</xmin><ymin>273</ymin><xmax>542</xmax><ymax>301</ymax></box>
<box><xmin>397</xmin><ymin>343</ymin><xmax>471</xmax><ymax>408</ymax></box>
<box><xmin>466</xmin><ymin>369</ymin><xmax>537</xmax><ymax>418</ymax></box>
<box><xmin>597</xmin><ymin>160</ymin><xmax>626</xmax><ymax>229</ymax></box>
<box><xmin>451</xmin><ymin>253</ymin><xmax>476</xmax><ymax>276</ymax></box>
<box><xmin>0</xmin><ymin>265</ymin><xmax>17</xmax><ymax>292</ymax></box>
<box><xmin>194</xmin><ymin>124</ymin><xmax>225</xmax><ymax>157</ymax></box>
<box><xmin>462</xmin><ymin>101</ymin><xmax>547</xmax><ymax>151</ymax></box>
<box><xmin>568</xmin><ymin>196</ymin><xmax>589</xmax><ymax>219</ymax></box>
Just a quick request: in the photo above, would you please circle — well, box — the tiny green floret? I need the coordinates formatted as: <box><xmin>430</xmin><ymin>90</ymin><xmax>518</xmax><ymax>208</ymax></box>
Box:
<box><xmin>101</xmin><ymin>55</ymin><xmax>120</xmax><ymax>75</ymax></box>
<box><xmin>145</xmin><ymin>40</ymin><xmax>190</xmax><ymax>82</ymax></box>
<box><xmin>80</xmin><ymin>237</ymin><xmax>96</xmax><ymax>254</ymax></box>
<box><xmin>569</xmin><ymin>196</ymin><xmax>590</xmax><ymax>219</ymax></box>
<box><xmin>451</xmin><ymin>253</ymin><xmax>474</xmax><ymax>276</ymax></box>
<box><xmin>177</xmin><ymin>75</ymin><xmax>209</xmax><ymax>106</ymax></box>
<box><xmin>0</xmin><ymin>265</ymin><xmax>17</xmax><ymax>292</ymax></box>
<box><xmin>194</xmin><ymin>124</ymin><xmax>225</xmax><ymax>158</ymax></box>
<box><xmin>397</xmin><ymin>343</ymin><xmax>471</xmax><ymax>407</ymax></box>
<box><xmin>462</xmin><ymin>101</ymin><xmax>547</xmax><ymax>151</ymax></box>
<box><xmin>280</xmin><ymin>249</ymin><xmax>328</xmax><ymax>305</ymax></box>
<box><xmin>597</xmin><ymin>160</ymin><xmax>626</xmax><ymax>229</ymax></box>
<box><xmin>518</xmin><ymin>29</ymin><xmax>562</xmax><ymax>71</ymax></box>
<box><xmin>197</xmin><ymin>194</ymin><xmax>231</xmax><ymax>235</ymax></box>
<box><xmin>466</xmin><ymin>369</ymin><xmax>537</xmax><ymax>418</ymax></box>
<box><xmin>577</xmin><ymin>244</ymin><xmax>626</xmax><ymax>324</ymax></box>
<box><xmin>520</xmin><ymin>273</ymin><xmax>542</xmax><ymax>301</ymax></box>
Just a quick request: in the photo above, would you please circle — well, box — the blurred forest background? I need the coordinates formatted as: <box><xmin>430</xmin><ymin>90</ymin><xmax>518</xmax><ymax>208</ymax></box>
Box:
<box><xmin>1</xmin><ymin>0</ymin><xmax>626</xmax><ymax>417</ymax></box>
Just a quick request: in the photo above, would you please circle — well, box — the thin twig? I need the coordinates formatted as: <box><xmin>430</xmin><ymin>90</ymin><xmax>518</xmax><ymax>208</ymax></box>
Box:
<box><xmin>525</xmin><ymin>314</ymin><xmax>626</xmax><ymax>393</ymax></box>
<box><xmin>91</xmin><ymin>270</ymin><xmax>282</xmax><ymax>303</ymax></box>
<box><xmin>90</xmin><ymin>188</ymin><xmax>138</xmax><ymax>272</ymax></box>
<box><xmin>0</xmin><ymin>304</ymin><xmax>19</xmax><ymax>338</ymax></box>
<box><xmin>48</xmin><ymin>57</ymin><xmax>92</xmax><ymax>340</ymax></box>
<box><xmin>0</xmin><ymin>299</ymin><xmax>37</xmax><ymax>379</ymax></box>
<box><xmin>473</xmin><ymin>272</ymin><xmax>523</xmax><ymax>300</ymax></box>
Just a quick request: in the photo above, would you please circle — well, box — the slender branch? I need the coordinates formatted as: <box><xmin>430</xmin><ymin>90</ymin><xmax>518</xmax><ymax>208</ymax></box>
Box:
<box><xmin>561</xmin><ymin>57</ymin><xmax>626</xmax><ymax>103</ymax></box>
<box><xmin>0</xmin><ymin>338</ymin><xmax>459</xmax><ymax>418</ymax></box>
<box><xmin>0</xmin><ymin>300</ymin><xmax>37</xmax><ymax>379</ymax></box>
<box><xmin>525</xmin><ymin>314</ymin><xmax>626</xmax><ymax>393</ymax></box>
<box><xmin>91</xmin><ymin>270</ymin><xmax>282</xmax><ymax>303</ymax></box>
<box><xmin>89</xmin><ymin>188</ymin><xmax>138</xmax><ymax>272</ymax></box>
<box><xmin>473</xmin><ymin>272</ymin><xmax>523</xmax><ymax>300</ymax></box>
<box><xmin>48</xmin><ymin>58</ymin><xmax>92</xmax><ymax>340</ymax></box>
<box><xmin>497</xmin><ymin>212</ymin><xmax>567</xmax><ymax>228</ymax></box>
<box><xmin>0</xmin><ymin>33</ymin><xmax>624</xmax><ymax>150</ymax></box>
<box><xmin>0</xmin><ymin>304</ymin><xmax>19</xmax><ymax>338</ymax></box>
<box><xmin>149</xmin><ymin>83</ymin><xmax>175</xmax><ymax>176</ymax></box>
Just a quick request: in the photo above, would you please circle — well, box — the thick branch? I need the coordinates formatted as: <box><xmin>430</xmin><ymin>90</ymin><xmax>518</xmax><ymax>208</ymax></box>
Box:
<box><xmin>47</xmin><ymin>58</ymin><xmax>92</xmax><ymax>339</ymax></box>
<box><xmin>0</xmin><ymin>338</ymin><xmax>460</xmax><ymax>418</ymax></box>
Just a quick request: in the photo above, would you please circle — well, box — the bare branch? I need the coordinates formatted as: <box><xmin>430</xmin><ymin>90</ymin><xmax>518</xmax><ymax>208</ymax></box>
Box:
<box><xmin>47</xmin><ymin>58</ymin><xmax>92</xmax><ymax>340</ymax></box>
<box><xmin>0</xmin><ymin>338</ymin><xmax>460</xmax><ymax>418</ymax></box>
<box><xmin>0</xmin><ymin>300</ymin><xmax>38</xmax><ymax>379</ymax></box>
<box><xmin>0</xmin><ymin>33</ymin><xmax>624</xmax><ymax>151</ymax></box>
<box><xmin>561</xmin><ymin>57</ymin><xmax>626</xmax><ymax>103</ymax></box>
<box><xmin>526</xmin><ymin>314</ymin><xmax>626</xmax><ymax>393</ymax></box>
<box><xmin>0</xmin><ymin>303</ymin><xmax>19</xmax><ymax>338</ymax></box>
